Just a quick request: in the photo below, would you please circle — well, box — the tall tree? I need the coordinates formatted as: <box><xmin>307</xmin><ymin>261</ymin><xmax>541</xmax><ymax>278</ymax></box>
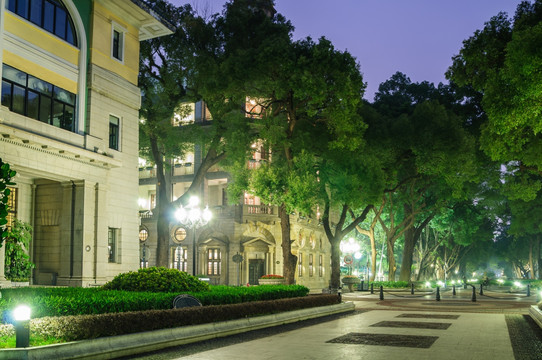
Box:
<box><xmin>447</xmin><ymin>1</ymin><xmax>542</xmax><ymax>201</ymax></box>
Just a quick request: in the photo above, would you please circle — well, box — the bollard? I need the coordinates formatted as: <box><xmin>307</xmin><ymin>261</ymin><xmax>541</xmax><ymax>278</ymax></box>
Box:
<box><xmin>379</xmin><ymin>285</ymin><xmax>384</xmax><ymax>300</ymax></box>
<box><xmin>527</xmin><ymin>284</ymin><xmax>531</xmax><ymax>297</ymax></box>
<box><xmin>479</xmin><ymin>284</ymin><xmax>484</xmax><ymax>296</ymax></box>
<box><xmin>436</xmin><ymin>286</ymin><xmax>441</xmax><ymax>301</ymax></box>
<box><xmin>360</xmin><ymin>280</ymin><xmax>364</xmax><ymax>291</ymax></box>
<box><xmin>464</xmin><ymin>282</ymin><xmax>467</xmax><ymax>290</ymax></box>
<box><xmin>370</xmin><ymin>283</ymin><xmax>374</xmax><ymax>294</ymax></box>
<box><xmin>452</xmin><ymin>285</ymin><xmax>456</xmax><ymax>296</ymax></box>
<box><xmin>471</xmin><ymin>286</ymin><xmax>477</xmax><ymax>302</ymax></box>
<box><xmin>411</xmin><ymin>283</ymin><xmax>415</xmax><ymax>295</ymax></box>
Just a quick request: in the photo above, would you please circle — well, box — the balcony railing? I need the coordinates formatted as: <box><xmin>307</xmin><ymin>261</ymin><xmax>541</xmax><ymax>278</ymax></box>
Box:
<box><xmin>244</xmin><ymin>204</ymin><xmax>274</xmax><ymax>215</ymax></box>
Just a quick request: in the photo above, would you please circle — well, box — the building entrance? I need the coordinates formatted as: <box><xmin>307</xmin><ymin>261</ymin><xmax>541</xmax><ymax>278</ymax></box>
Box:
<box><xmin>248</xmin><ymin>259</ymin><xmax>264</xmax><ymax>285</ymax></box>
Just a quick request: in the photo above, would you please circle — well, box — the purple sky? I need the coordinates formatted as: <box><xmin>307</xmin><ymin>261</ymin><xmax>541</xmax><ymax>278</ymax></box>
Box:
<box><xmin>173</xmin><ymin>0</ymin><xmax>522</xmax><ymax>100</ymax></box>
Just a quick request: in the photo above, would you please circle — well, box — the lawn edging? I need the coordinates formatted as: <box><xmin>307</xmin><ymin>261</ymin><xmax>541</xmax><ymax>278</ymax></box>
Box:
<box><xmin>0</xmin><ymin>302</ymin><xmax>355</xmax><ymax>360</ymax></box>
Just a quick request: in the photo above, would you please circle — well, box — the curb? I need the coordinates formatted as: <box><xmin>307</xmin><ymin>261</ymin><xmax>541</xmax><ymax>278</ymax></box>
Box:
<box><xmin>529</xmin><ymin>305</ymin><xmax>542</xmax><ymax>329</ymax></box>
<box><xmin>0</xmin><ymin>302</ymin><xmax>355</xmax><ymax>360</ymax></box>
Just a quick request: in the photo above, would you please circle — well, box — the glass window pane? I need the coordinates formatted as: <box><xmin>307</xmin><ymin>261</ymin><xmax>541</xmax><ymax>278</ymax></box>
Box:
<box><xmin>55</xmin><ymin>6</ymin><xmax>66</xmax><ymax>39</ymax></box>
<box><xmin>16</xmin><ymin>0</ymin><xmax>29</xmax><ymax>18</ymax></box>
<box><xmin>43</xmin><ymin>1</ymin><xmax>54</xmax><ymax>32</ymax></box>
<box><xmin>61</xmin><ymin>104</ymin><xmax>74</xmax><ymax>131</ymax></box>
<box><xmin>1</xmin><ymin>81</ymin><xmax>12</xmax><ymax>108</ymax></box>
<box><xmin>3</xmin><ymin>64</ymin><xmax>27</xmax><ymax>86</ymax></box>
<box><xmin>27</xmin><ymin>90</ymin><xmax>39</xmax><ymax>120</ymax></box>
<box><xmin>66</xmin><ymin>19</ymin><xmax>75</xmax><ymax>45</ymax></box>
<box><xmin>12</xmin><ymin>85</ymin><xmax>25</xmax><ymax>114</ymax></box>
<box><xmin>52</xmin><ymin>101</ymin><xmax>63</xmax><ymax>127</ymax></box>
<box><xmin>6</xmin><ymin>0</ymin><xmax>16</xmax><ymax>13</ymax></box>
<box><xmin>28</xmin><ymin>75</ymin><xmax>52</xmax><ymax>96</ymax></box>
<box><xmin>30</xmin><ymin>0</ymin><xmax>43</xmax><ymax>25</ymax></box>
<box><xmin>39</xmin><ymin>96</ymin><xmax>51</xmax><ymax>123</ymax></box>
<box><xmin>53</xmin><ymin>87</ymin><xmax>75</xmax><ymax>105</ymax></box>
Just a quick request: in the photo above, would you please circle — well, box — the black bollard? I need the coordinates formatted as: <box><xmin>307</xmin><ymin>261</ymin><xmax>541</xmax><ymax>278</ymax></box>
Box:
<box><xmin>471</xmin><ymin>286</ymin><xmax>477</xmax><ymax>302</ymax></box>
<box><xmin>360</xmin><ymin>280</ymin><xmax>364</xmax><ymax>291</ymax></box>
<box><xmin>379</xmin><ymin>285</ymin><xmax>384</xmax><ymax>300</ymax></box>
<box><xmin>436</xmin><ymin>286</ymin><xmax>441</xmax><ymax>301</ymax></box>
<box><xmin>452</xmin><ymin>285</ymin><xmax>456</xmax><ymax>296</ymax></box>
<box><xmin>480</xmin><ymin>284</ymin><xmax>484</xmax><ymax>296</ymax></box>
<box><xmin>370</xmin><ymin>283</ymin><xmax>374</xmax><ymax>294</ymax></box>
<box><xmin>527</xmin><ymin>284</ymin><xmax>531</xmax><ymax>297</ymax></box>
<box><xmin>411</xmin><ymin>283</ymin><xmax>415</xmax><ymax>295</ymax></box>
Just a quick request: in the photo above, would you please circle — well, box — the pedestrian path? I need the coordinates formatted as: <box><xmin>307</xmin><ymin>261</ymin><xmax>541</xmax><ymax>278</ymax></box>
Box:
<box><xmin>177</xmin><ymin>309</ymin><xmax>514</xmax><ymax>360</ymax></box>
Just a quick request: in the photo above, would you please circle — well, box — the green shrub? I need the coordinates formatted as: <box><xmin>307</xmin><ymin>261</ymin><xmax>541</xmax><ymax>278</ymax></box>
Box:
<box><xmin>102</xmin><ymin>267</ymin><xmax>210</xmax><ymax>293</ymax></box>
<box><xmin>0</xmin><ymin>284</ymin><xmax>310</xmax><ymax>319</ymax></box>
<box><xmin>370</xmin><ymin>281</ymin><xmax>409</xmax><ymax>288</ymax></box>
<box><xmin>23</xmin><ymin>294</ymin><xmax>340</xmax><ymax>342</ymax></box>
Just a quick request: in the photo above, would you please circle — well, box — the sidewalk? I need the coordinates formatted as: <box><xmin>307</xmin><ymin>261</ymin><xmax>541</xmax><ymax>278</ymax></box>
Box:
<box><xmin>140</xmin><ymin>289</ymin><xmax>540</xmax><ymax>360</ymax></box>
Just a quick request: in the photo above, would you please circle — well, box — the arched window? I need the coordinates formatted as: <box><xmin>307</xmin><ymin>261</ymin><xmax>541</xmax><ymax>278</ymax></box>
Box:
<box><xmin>6</xmin><ymin>0</ymin><xmax>78</xmax><ymax>46</ymax></box>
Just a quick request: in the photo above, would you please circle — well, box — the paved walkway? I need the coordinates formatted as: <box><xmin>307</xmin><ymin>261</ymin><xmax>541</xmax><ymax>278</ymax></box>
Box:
<box><xmin>123</xmin><ymin>288</ymin><xmax>541</xmax><ymax>360</ymax></box>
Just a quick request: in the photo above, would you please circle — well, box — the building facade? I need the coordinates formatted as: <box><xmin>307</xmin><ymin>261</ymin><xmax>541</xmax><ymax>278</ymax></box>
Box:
<box><xmin>0</xmin><ymin>0</ymin><xmax>171</xmax><ymax>286</ymax></box>
<box><xmin>138</xmin><ymin>101</ymin><xmax>332</xmax><ymax>289</ymax></box>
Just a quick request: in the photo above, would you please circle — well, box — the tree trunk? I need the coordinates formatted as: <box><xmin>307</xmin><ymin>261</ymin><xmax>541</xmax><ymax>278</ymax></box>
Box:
<box><xmin>387</xmin><ymin>238</ymin><xmax>396</xmax><ymax>281</ymax></box>
<box><xmin>330</xmin><ymin>238</ymin><xmax>341</xmax><ymax>290</ymax></box>
<box><xmin>400</xmin><ymin>227</ymin><xmax>416</xmax><ymax>282</ymax></box>
<box><xmin>278</xmin><ymin>203</ymin><xmax>297</xmax><ymax>284</ymax></box>
<box><xmin>529</xmin><ymin>237</ymin><xmax>534</xmax><ymax>279</ymax></box>
<box><xmin>150</xmin><ymin>136</ymin><xmax>171</xmax><ymax>268</ymax></box>
<box><xmin>369</xmin><ymin>231</ymin><xmax>377</xmax><ymax>282</ymax></box>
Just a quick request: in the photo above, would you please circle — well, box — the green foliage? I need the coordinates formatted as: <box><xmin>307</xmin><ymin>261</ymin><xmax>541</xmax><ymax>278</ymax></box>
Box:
<box><xmin>102</xmin><ymin>267</ymin><xmax>210</xmax><ymax>293</ymax></box>
<box><xmin>0</xmin><ymin>158</ymin><xmax>16</xmax><ymax>243</ymax></box>
<box><xmin>1</xmin><ymin>294</ymin><xmax>339</xmax><ymax>344</ymax></box>
<box><xmin>4</xmin><ymin>219</ymin><xmax>34</xmax><ymax>281</ymax></box>
<box><xmin>370</xmin><ymin>281</ymin><xmax>409</xmax><ymax>288</ymax></box>
<box><xmin>0</xmin><ymin>285</ymin><xmax>309</xmax><ymax>319</ymax></box>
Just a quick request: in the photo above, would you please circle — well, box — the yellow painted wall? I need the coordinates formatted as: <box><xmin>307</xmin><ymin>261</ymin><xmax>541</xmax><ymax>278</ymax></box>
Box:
<box><xmin>4</xmin><ymin>12</ymin><xmax>79</xmax><ymax>66</ymax></box>
<box><xmin>3</xmin><ymin>51</ymin><xmax>78</xmax><ymax>94</ymax></box>
<box><xmin>90</xmin><ymin>2</ymin><xmax>140</xmax><ymax>85</ymax></box>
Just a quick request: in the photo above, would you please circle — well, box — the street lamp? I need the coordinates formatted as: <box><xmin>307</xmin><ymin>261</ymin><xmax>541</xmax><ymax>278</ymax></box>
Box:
<box><xmin>13</xmin><ymin>305</ymin><xmax>31</xmax><ymax>348</ymax></box>
<box><xmin>175</xmin><ymin>195</ymin><xmax>212</xmax><ymax>275</ymax></box>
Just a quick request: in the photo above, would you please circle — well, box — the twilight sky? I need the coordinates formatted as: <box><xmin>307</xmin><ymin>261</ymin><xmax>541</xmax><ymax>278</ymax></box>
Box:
<box><xmin>171</xmin><ymin>0</ymin><xmax>522</xmax><ymax>101</ymax></box>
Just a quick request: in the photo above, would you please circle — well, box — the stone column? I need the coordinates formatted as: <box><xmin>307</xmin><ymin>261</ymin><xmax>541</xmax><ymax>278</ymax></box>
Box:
<box><xmin>0</xmin><ymin>245</ymin><xmax>11</xmax><ymax>287</ymax></box>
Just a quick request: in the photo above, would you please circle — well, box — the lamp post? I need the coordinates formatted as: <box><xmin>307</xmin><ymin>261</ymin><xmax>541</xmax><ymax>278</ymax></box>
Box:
<box><xmin>13</xmin><ymin>305</ymin><xmax>31</xmax><ymax>348</ymax></box>
<box><xmin>175</xmin><ymin>195</ymin><xmax>212</xmax><ymax>276</ymax></box>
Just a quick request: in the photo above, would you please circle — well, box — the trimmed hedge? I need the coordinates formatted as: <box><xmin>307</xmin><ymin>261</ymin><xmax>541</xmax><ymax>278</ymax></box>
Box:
<box><xmin>370</xmin><ymin>281</ymin><xmax>409</xmax><ymax>288</ymax></box>
<box><xmin>102</xmin><ymin>267</ymin><xmax>210</xmax><ymax>293</ymax></box>
<box><xmin>24</xmin><ymin>294</ymin><xmax>340</xmax><ymax>342</ymax></box>
<box><xmin>0</xmin><ymin>285</ymin><xmax>310</xmax><ymax>319</ymax></box>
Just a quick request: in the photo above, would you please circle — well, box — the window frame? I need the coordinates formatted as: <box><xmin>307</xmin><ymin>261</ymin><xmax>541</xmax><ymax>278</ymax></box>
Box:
<box><xmin>108</xmin><ymin>227</ymin><xmax>120</xmax><ymax>263</ymax></box>
<box><xmin>298</xmin><ymin>252</ymin><xmax>303</xmax><ymax>277</ymax></box>
<box><xmin>2</xmin><ymin>64</ymin><xmax>76</xmax><ymax>132</ymax></box>
<box><xmin>207</xmin><ymin>248</ymin><xmax>221</xmax><ymax>276</ymax></box>
<box><xmin>111</xmin><ymin>22</ymin><xmax>126</xmax><ymax>63</ymax></box>
<box><xmin>109</xmin><ymin>114</ymin><xmax>120</xmax><ymax>150</ymax></box>
<box><xmin>5</xmin><ymin>0</ymin><xmax>78</xmax><ymax>47</ymax></box>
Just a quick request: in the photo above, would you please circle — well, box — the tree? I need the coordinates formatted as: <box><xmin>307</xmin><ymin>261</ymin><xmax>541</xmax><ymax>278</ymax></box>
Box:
<box><xmin>138</xmin><ymin>0</ymin><xmax>206</xmax><ymax>267</ymax></box>
<box><xmin>368</xmin><ymin>74</ymin><xmax>479</xmax><ymax>281</ymax></box>
<box><xmin>446</xmin><ymin>1</ymin><xmax>542</xmax><ymax>201</ymax></box>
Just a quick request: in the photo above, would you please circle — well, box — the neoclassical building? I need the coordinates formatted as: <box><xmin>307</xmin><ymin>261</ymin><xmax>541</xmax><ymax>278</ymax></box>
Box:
<box><xmin>138</xmin><ymin>101</ymin><xmax>332</xmax><ymax>289</ymax></box>
<box><xmin>0</xmin><ymin>0</ymin><xmax>172</xmax><ymax>286</ymax></box>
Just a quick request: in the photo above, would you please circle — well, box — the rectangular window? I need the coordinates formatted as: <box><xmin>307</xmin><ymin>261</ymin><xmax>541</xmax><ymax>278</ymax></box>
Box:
<box><xmin>108</xmin><ymin>228</ymin><xmax>120</xmax><ymax>263</ymax></box>
<box><xmin>319</xmin><ymin>254</ymin><xmax>323</xmax><ymax>277</ymax></box>
<box><xmin>111</xmin><ymin>25</ymin><xmax>125</xmax><ymax>62</ymax></box>
<box><xmin>207</xmin><ymin>248</ymin><xmax>221</xmax><ymax>276</ymax></box>
<box><xmin>309</xmin><ymin>254</ymin><xmax>314</xmax><ymax>277</ymax></box>
<box><xmin>298</xmin><ymin>252</ymin><xmax>303</xmax><ymax>277</ymax></box>
<box><xmin>2</xmin><ymin>64</ymin><xmax>76</xmax><ymax>132</ymax></box>
<box><xmin>109</xmin><ymin>115</ymin><xmax>120</xmax><ymax>150</ymax></box>
<box><xmin>171</xmin><ymin>246</ymin><xmax>188</xmax><ymax>272</ymax></box>
<box><xmin>6</xmin><ymin>187</ymin><xmax>17</xmax><ymax>229</ymax></box>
